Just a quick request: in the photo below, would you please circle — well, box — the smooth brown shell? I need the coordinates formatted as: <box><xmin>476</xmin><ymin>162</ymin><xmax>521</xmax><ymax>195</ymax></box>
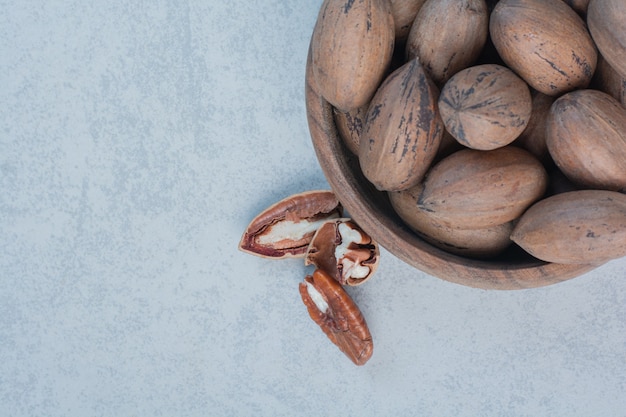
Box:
<box><xmin>546</xmin><ymin>89</ymin><xmax>626</xmax><ymax>192</ymax></box>
<box><xmin>390</xmin><ymin>0</ymin><xmax>427</xmax><ymax>41</ymax></box>
<box><xmin>418</xmin><ymin>146</ymin><xmax>548</xmax><ymax>229</ymax></box>
<box><xmin>389</xmin><ymin>185</ymin><xmax>514</xmax><ymax>258</ymax></box>
<box><xmin>438</xmin><ymin>64</ymin><xmax>532</xmax><ymax>150</ymax></box>
<box><xmin>511</xmin><ymin>190</ymin><xmax>626</xmax><ymax>264</ymax></box>
<box><xmin>359</xmin><ymin>58</ymin><xmax>444</xmax><ymax>191</ymax></box>
<box><xmin>311</xmin><ymin>0</ymin><xmax>395</xmax><ymax>111</ymax></box>
<box><xmin>490</xmin><ymin>0</ymin><xmax>597</xmax><ymax>96</ymax></box>
<box><xmin>588</xmin><ymin>0</ymin><xmax>626</xmax><ymax>79</ymax></box>
<box><xmin>406</xmin><ymin>0</ymin><xmax>489</xmax><ymax>87</ymax></box>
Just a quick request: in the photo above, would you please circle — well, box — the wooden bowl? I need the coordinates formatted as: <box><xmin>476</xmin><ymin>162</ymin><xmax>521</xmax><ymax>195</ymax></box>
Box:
<box><xmin>305</xmin><ymin>49</ymin><xmax>597</xmax><ymax>290</ymax></box>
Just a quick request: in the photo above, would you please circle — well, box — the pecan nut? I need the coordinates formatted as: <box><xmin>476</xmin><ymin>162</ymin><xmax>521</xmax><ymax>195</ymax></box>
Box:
<box><xmin>299</xmin><ymin>268</ymin><xmax>373</xmax><ymax>366</ymax></box>
<box><xmin>305</xmin><ymin>218</ymin><xmax>379</xmax><ymax>286</ymax></box>
<box><xmin>239</xmin><ymin>190</ymin><xmax>342</xmax><ymax>259</ymax></box>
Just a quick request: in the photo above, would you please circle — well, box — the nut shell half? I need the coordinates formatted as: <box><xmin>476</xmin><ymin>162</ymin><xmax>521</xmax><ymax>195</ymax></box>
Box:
<box><xmin>239</xmin><ymin>191</ymin><xmax>342</xmax><ymax>258</ymax></box>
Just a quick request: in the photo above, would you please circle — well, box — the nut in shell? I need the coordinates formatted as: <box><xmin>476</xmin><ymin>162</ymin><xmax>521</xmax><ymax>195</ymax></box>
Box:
<box><xmin>388</xmin><ymin>184</ymin><xmax>514</xmax><ymax>259</ymax></box>
<box><xmin>359</xmin><ymin>57</ymin><xmax>444</xmax><ymax>191</ymax></box>
<box><xmin>406</xmin><ymin>0</ymin><xmax>489</xmax><ymax>87</ymax></box>
<box><xmin>588</xmin><ymin>0</ymin><xmax>626</xmax><ymax>79</ymax></box>
<box><xmin>438</xmin><ymin>64</ymin><xmax>532</xmax><ymax>150</ymax></box>
<box><xmin>418</xmin><ymin>146</ymin><xmax>548</xmax><ymax>229</ymax></box>
<box><xmin>305</xmin><ymin>218</ymin><xmax>380</xmax><ymax>286</ymax></box>
<box><xmin>311</xmin><ymin>0</ymin><xmax>395</xmax><ymax>111</ymax></box>
<box><xmin>239</xmin><ymin>191</ymin><xmax>342</xmax><ymax>259</ymax></box>
<box><xmin>511</xmin><ymin>190</ymin><xmax>626</xmax><ymax>264</ymax></box>
<box><xmin>299</xmin><ymin>268</ymin><xmax>373</xmax><ymax>366</ymax></box>
<box><xmin>546</xmin><ymin>89</ymin><xmax>626</xmax><ymax>192</ymax></box>
<box><xmin>490</xmin><ymin>0</ymin><xmax>597</xmax><ymax>96</ymax></box>
<box><xmin>390</xmin><ymin>0</ymin><xmax>427</xmax><ymax>41</ymax></box>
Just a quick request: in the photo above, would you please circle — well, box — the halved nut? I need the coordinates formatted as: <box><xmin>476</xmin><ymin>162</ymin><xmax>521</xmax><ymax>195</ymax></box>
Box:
<box><xmin>305</xmin><ymin>218</ymin><xmax>379</xmax><ymax>286</ymax></box>
<box><xmin>299</xmin><ymin>268</ymin><xmax>373</xmax><ymax>366</ymax></box>
<box><xmin>239</xmin><ymin>190</ymin><xmax>342</xmax><ymax>259</ymax></box>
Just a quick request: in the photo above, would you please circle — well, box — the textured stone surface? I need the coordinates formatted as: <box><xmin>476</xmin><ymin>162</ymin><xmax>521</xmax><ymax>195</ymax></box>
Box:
<box><xmin>1</xmin><ymin>1</ymin><xmax>625</xmax><ymax>416</ymax></box>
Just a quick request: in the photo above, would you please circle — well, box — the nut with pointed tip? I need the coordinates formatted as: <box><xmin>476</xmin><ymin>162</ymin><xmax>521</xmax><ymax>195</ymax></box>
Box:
<box><xmin>299</xmin><ymin>268</ymin><xmax>373</xmax><ymax>366</ymax></box>
<box><xmin>305</xmin><ymin>218</ymin><xmax>379</xmax><ymax>286</ymax></box>
<box><xmin>239</xmin><ymin>191</ymin><xmax>342</xmax><ymax>259</ymax></box>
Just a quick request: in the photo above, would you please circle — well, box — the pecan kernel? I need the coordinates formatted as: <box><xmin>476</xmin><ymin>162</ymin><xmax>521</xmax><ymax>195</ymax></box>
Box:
<box><xmin>305</xmin><ymin>218</ymin><xmax>380</xmax><ymax>286</ymax></box>
<box><xmin>299</xmin><ymin>268</ymin><xmax>373</xmax><ymax>366</ymax></box>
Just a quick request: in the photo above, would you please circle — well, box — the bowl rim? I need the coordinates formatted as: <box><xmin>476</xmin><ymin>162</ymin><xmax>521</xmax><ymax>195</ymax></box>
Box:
<box><xmin>304</xmin><ymin>47</ymin><xmax>597</xmax><ymax>290</ymax></box>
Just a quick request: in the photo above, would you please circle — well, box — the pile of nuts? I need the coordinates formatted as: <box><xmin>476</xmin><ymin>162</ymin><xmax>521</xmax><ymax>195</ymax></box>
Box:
<box><xmin>310</xmin><ymin>0</ymin><xmax>626</xmax><ymax>263</ymax></box>
<box><xmin>240</xmin><ymin>0</ymin><xmax>626</xmax><ymax>366</ymax></box>
<box><xmin>239</xmin><ymin>191</ymin><xmax>380</xmax><ymax>365</ymax></box>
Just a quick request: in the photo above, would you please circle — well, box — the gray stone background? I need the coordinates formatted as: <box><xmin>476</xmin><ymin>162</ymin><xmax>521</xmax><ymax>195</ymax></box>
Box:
<box><xmin>1</xmin><ymin>1</ymin><xmax>625</xmax><ymax>416</ymax></box>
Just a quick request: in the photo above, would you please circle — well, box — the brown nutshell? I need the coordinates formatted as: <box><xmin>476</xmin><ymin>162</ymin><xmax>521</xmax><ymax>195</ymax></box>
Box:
<box><xmin>490</xmin><ymin>0</ymin><xmax>597</xmax><ymax>96</ymax></box>
<box><xmin>438</xmin><ymin>64</ymin><xmax>532</xmax><ymax>150</ymax></box>
<box><xmin>389</xmin><ymin>185</ymin><xmax>514</xmax><ymax>258</ymax></box>
<box><xmin>390</xmin><ymin>0</ymin><xmax>427</xmax><ymax>41</ymax></box>
<box><xmin>546</xmin><ymin>89</ymin><xmax>626</xmax><ymax>192</ymax></box>
<box><xmin>311</xmin><ymin>0</ymin><xmax>395</xmax><ymax>111</ymax></box>
<box><xmin>511</xmin><ymin>190</ymin><xmax>626</xmax><ymax>264</ymax></box>
<box><xmin>418</xmin><ymin>146</ymin><xmax>548</xmax><ymax>229</ymax></box>
<box><xmin>359</xmin><ymin>57</ymin><xmax>444</xmax><ymax>191</ymax></box>
<box><xmin>239</xmin><ymin>190</ymin><xmax>342</xmax><ymax>259</ymax></box>
<box><xmin>406</xmin><ymin>0</ymin><xmax>489</xmax><ymax>87</ymax></box>
<box><xmin>588</xmin><ymin>0</ymin><xmax>626</xmax><ymax>79</ymax></box>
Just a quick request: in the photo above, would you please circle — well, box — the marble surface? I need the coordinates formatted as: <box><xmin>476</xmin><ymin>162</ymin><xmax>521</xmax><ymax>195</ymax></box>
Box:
<box><xmin>1</xmin><ymin>1</ymin><xmax>625</xmax><ymax>416</ymax></box>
